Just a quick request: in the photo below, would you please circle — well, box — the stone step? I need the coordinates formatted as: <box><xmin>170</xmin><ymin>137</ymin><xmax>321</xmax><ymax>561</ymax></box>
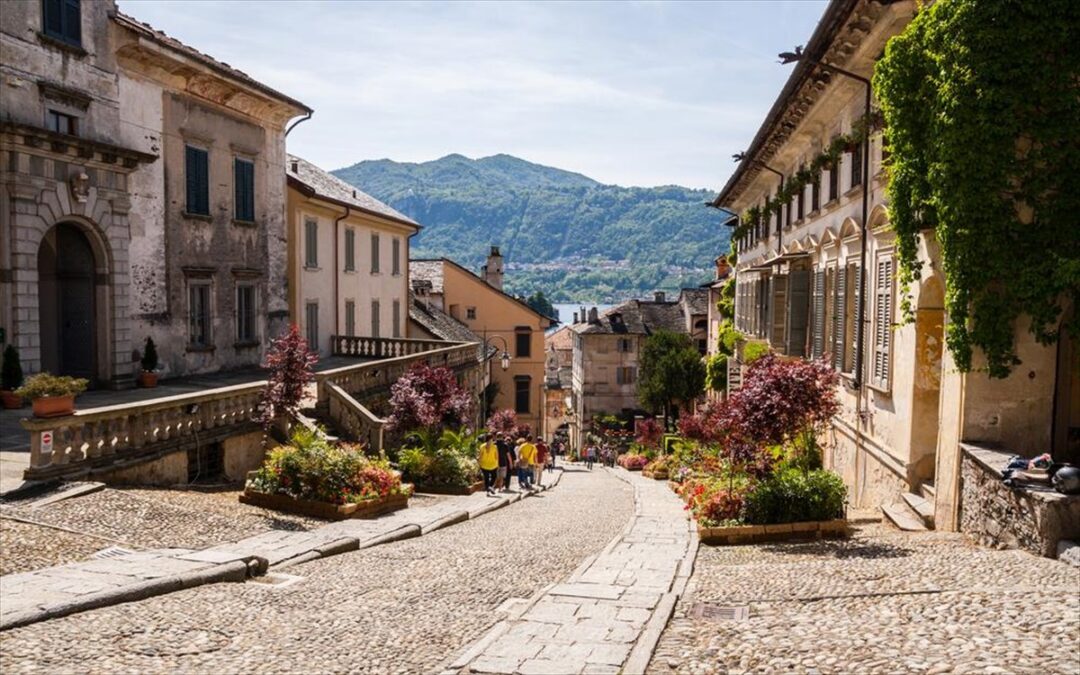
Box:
<box><xmin>901</xmin><ymin>491</ymin><xmax>935</xmax><ymax>529</ymax></box>
<box><xmin>881</xmin><ymin>502</ymin><xmax>928</xmax><ymax>532</ymax></box>
<box><xmin>919</xmin><ymin>480</ymin><xmax>937</xmax><ymax>501</ymax></box>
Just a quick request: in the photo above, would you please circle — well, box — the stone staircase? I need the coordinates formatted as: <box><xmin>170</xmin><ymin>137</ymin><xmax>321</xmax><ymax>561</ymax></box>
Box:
<box><xmin>881</xmin><ymin>481</ymin><xmax>937</xmax><ymax>531</ymax></box>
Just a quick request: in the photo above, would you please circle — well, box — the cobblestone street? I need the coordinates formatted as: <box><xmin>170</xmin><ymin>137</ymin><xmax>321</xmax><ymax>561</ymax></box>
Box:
<box><xmin>0</xmin><ymin>468</ymin><xmax>634</xmax><ymax>674</ymax></box>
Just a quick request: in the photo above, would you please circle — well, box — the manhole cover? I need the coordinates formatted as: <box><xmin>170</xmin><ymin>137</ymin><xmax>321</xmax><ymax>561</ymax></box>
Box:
<box><xmin>690</xmin><ymin>603</ymin><xmax>749</xmax><ymax>621</ymax></box>
<box><xmin>91</xmin><ymin>546</ymin><xmax>136</xmax><ymax>559</ymax></box>
<box><xmin>247</xmin><ymin>572</ymin><xmax>304</xmax><ymax>589</ymax></box>
<box><xmin>117</xmin><ymin>627</ymin><xmax>233</xmax><ymax>656</ymax></box>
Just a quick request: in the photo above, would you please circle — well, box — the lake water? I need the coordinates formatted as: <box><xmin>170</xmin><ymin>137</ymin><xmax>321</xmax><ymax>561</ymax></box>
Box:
<box><xmin>552</xmin><ymin>303</ymin><xmax>615</xmax><ymax>325</ymax></box>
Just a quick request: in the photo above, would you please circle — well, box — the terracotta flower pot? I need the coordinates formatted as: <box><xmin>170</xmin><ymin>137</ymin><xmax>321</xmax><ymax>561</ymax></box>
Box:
<box><xmin>1</xmin><ymin>390</ymin><xmax>23</xmax><ymax>409</ymax></box>
<box><xmin>32</xmin><ymin>394</ymin><xmax>75</xmax><ymax>418</ymax></box>
<box><xmin>137</xmin><ymin>371</ymin><xmax>159</xmax><ymax>388</ymax></box>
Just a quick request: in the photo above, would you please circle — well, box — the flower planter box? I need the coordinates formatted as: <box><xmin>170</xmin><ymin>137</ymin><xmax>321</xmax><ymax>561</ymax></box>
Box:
<box><xmin>620</xmin><ymin>464</ymin><xmax>644</xmax><ymax>472</ymax></box>
<box><xmin>642</xmin><ymin>469</ymin><xmax>669</xmax><ymax>480</ymax></box>
<box><xmin>31</xmin><ymin>394</ymin><xmax>75</xmax><ymax>418</ymax></box>
<box><xmin>239</xmin><ymin>489</ymin><xmax>410</xmax><ymax>521</ymax></box>
<box><xmin>411</xmin><ymin>480</ymin><xmax>484</xmax><ymax>496</ymax></box>
<box><xmin>697</xmin><ymin>518</ymin><xmax>849</xmax><ymax>546</ymax></box>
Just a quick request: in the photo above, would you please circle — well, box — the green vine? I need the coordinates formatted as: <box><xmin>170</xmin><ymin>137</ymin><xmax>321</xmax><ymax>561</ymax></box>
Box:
<box><xmin>874</xmin><ymin>0</ymin><xmax>1079</xmax><ymax>378</ymax></box>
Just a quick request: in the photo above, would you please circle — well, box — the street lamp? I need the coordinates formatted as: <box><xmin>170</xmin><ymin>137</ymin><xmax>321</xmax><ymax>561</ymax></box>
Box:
<box><xmin>481</xmin><ymin>334</ymin><xmax>511</xmax><ymax>371</ymax></box>
<box><xmin>733</xmin><ymin>151</ymin><xmax>785</xmax><ymax>254</ymax></box>
<box><xmin>779</xmin><ymin>45</ymin><xmax>872</xmax><ymax>391</ymax></box>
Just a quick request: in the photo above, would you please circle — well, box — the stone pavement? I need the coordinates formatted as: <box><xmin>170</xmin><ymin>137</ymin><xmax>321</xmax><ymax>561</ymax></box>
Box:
<box><xmin>0</xmin><ymin>470</ymin><xmax>563</xmax><ymax>631</ymax></box>
<box><xmin>446</xmin><ymin>468</ymin><xmax>694</xmax><ymax>675</ymax></box>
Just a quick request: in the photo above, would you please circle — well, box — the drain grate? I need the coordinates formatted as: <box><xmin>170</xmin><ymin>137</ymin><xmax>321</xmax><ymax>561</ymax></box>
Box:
<box><xmin>91</xmin><ymin>546</ymin><xmax>136</xmax><ymax>560</ymax></box>
<box><xmin>690</xmin><ymin>602</ymin><xmax>749</xmax><ymax>621</ymax></box>
<box><xmin>247</xmin><ymin>572</ymin><xmax>304</xmax><ymax>589</ymax></box>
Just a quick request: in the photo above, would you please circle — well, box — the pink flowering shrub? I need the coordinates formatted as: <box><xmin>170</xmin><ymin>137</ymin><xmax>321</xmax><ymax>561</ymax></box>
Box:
<box><xmin>617</xmin><ymin>453</ymin><xmax>649</xmax><ymax>470</ymax></box>
<box><xmin>634</xmin><ymin>418</ymin><xmax>663</xmax><ymax>450</ymax></box>
<box><xmin>256</xmin><ymin>324</ymin><xmax>319</xmax><ymax>429</ymax></box>
<box><xmin>387</xmin><ymin>363</ymin><xmax>474</xmax><ymax>433</ymax></box>
<box><xmin>486</xmin><ymin>409</ymin><xmax>518</xmax><ymax>435</ymax></box>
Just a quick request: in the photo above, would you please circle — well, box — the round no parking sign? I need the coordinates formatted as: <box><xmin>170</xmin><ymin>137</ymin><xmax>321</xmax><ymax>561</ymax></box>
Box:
<box><xmin>41</xmin><ymin>431</ymin><xmax>53</xmax><ymax>453</ymax></box>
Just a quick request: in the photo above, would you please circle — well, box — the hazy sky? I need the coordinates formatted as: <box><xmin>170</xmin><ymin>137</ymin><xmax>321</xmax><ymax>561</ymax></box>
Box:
<box><xmin>118</xmin><ymin>0</ymin><xmax>826</xmax><ymax>190</ymax></box>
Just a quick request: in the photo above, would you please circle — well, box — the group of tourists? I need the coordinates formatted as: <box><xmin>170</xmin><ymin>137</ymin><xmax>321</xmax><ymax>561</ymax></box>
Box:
<box><xmin>581</xmin><ymin>443</ymin><xmax>616</xmax><ymax>470</ymax></box>
<box><xmin>477</xmin><ymin>433</ymin><xmax>552</xmax><ymax>496</ymax></box>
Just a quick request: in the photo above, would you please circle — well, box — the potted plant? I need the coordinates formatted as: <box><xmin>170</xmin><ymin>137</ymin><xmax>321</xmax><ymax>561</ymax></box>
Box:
<box><xmin>138</xmin><ymin>337</ymin><xmax>159</xmax><ymax>388</ymax></box>
<box><xmin>1</xmin><ymin>344</ymin><xmax>24</xmax><ymax>409</ymax></box>
<box><xmin>15</xmin><ymin>373</ymin><xmax>89</xmax><ymax>418</ymax></box>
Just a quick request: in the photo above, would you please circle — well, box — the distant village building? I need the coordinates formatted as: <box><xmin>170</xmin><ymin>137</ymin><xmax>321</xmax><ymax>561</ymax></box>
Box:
<box><xmin>543</xmin><ymin>325</ymin><xmax>574</xmax><ymax>446</ymax></box>
<box><xmin>409</xmin><ymin>248</ymin><xmax>552</xmax><ymax>434</ymax></box>
<box><xmin>714</xmin><ymin>0</ymin><xmax>1078</xmax><ymax>536</ymax></box>
<box><xmin>568</xmin><ymin>289</ymin><xmax>707</xmax><ymax>450</ymax></box>
<box><xmin>286</xmin><ymin>155</ymin><xmax>418</xmax><ymax>356</ymax></box>
<box><xmin>0</xmin><ymin>0</ymin><xmax>310</xmax><ymax>385</ymax></box>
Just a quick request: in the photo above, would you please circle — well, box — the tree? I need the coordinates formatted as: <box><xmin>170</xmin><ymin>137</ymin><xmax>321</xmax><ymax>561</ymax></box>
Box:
<box><xmin>638</xmin><ymin>330</ymin><xmax>706</xmax><ymax>428</ymax></box>
<box><xmin>257</xmin><ymin>324</ymin><xmax>319</xmax><ymax>430</ymax></box>
<box><xmin>524</xmin><ymin>291</ymin><xmax>556</xmax><ymax>321</ymax></box>
<box><xmin>387</xmin><ymin>363</ymin><xmax>473</xmax><ymax>434</ymax></box>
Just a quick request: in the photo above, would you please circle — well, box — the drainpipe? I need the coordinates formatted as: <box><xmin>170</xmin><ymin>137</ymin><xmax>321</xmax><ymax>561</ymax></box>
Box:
<box><xmin>334</xmin><ymin>206</ymin><xmax>351</xmax><ymax>337</ymax></box>
<box><xmin>285</xmin><ymin>112</ymin><xmax>312</xmax><ymax>137</ymax></box>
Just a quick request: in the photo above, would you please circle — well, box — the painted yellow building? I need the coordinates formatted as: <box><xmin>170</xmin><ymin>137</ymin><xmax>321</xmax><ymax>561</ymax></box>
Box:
<box><xmin>286</xmin><ymin>155</ymin><xmax>419</xmax><ymax>355</ymax></box>
<box><xmin>712</xmin><ymin>0</ymin><xmax>1078</xmax><ymax>544</ymax></box>
<box><xmin>409</xmin><ymin>248</ymin><xmax>552</xmax><ymax>433</ymax></box>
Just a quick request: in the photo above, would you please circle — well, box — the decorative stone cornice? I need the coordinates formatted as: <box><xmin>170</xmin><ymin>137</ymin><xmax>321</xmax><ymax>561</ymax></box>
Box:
<box><xmin>0</xmin><ymin>122</ymin><xmax>158</xmax><ymax>170</ymax></box>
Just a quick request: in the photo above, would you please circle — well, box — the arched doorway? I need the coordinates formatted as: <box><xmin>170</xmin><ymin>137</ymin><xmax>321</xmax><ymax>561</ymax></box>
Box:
<box><xmin>909</xmin><ymin>276</ymin><xmax>945</xmax><ymax>487</ymax></box>
<box><xmin>38</xmin><ymin>223</ymin><xmax>98</xmax><ymax>383</ymax></box>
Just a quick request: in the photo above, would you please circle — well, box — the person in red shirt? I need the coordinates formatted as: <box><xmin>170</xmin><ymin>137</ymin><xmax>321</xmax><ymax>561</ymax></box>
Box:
<box><xmin>534</xmin><ymin>439</ymin><xmax>549</xmax><ymax>487</ymax></box>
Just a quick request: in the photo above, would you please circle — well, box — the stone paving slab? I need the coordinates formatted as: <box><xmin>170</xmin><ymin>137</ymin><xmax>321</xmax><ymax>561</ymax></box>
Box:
<box><xmin>447</xmin><ymin>468</ymin><xmax>694</xmax><ymax>675</ymax></box>
<box><xmin>0</xmin><ymin>469</ymin><xmax>564</xmax><ymax>631</ymax></box>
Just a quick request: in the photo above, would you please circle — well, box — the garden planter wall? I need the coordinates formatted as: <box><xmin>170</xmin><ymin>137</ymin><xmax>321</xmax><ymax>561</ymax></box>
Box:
<box><xmin>697</xmin><ymin>519</ymin><xmax>849</xmax><ymax>546</ymax></box>
<box><xmin>642</xmin><ymin>469</ymin><xmax>669</xmax><ymax>480</ymax></box>
<box><xmin>31</xmin><ymin>395</ymin><xmax>75</xmax><ymax>418</ymax></box>
<box><xmin>240</xmin><ymin>489</ymin><xmax>410</xmax><ymax>521</ymax></box>
<box><xmin>411</xmin><ymin>480</ymin><xmax>484</xmax><ymax>496</ymax></box>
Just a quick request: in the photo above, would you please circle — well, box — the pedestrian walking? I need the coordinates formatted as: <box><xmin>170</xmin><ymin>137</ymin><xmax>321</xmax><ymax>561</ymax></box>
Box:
<box><xmin>585</xmin><ymin>444</ymin><xmax>596</xmax><ymax>470</ymax></box>
<box><xmin>517</xmin><ymin>436</ymin><xmax>536</xmax><ymax>490</ymax></box>
<box><xmin>534</xmin><ymin>438</ymin><xmax>549</xmax><ymax>487</ymax></box>
<box><xmin>478</xmin><ymin>433</ymin><xmax>499</xmax><ymax>496</ymax></box>
<box><xmin>496</xmin><ymin>434</ymin><xmax>514</xmax><ymax>492</ymax></box>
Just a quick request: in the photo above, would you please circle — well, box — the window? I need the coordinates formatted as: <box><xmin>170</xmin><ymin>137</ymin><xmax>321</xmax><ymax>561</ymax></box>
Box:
<box><xmin>305</xmin><ymin>302</ymin><xmax>319</xmax><ymax>351</ymax></box>
<box><xmin>43</xmin><ymin>0</ymin><xmax>81</xmax><ymax>47</ymax></box>
<box><xmin>811</xmin><ymin>269</ymin><xmax>826</xmax><ymax>359</ymax></box>
<box><xmin>233</xmin><ymin>158</ymin><xmax>254</xmax><ymax>222</ymax></box>
<box><xmin>850</xmin><ymin>141</ymin><xmax>863</xmax><ymax>189</ymax></box>
<box><xmin>616</xmin><ymin>366</ymin><xmax>636</xmax><ymax>385</ymax></box>
<box><xmin>845</xmin><ymin>262</ymin><xmax>859</xmax><ymax>373</ymax></box>
<box><xmin>514</xmin><ymin>376</ymin><xmax>531</xmax><ymax>414</ymax></box>
<box><xmin>872</xmin><ymin>256</ymin><xmax>895</xmax><ymax>389</ymax></box>
<box><xmin>515</xmin><ymin>329</ymin><xmax>532</xmax><ymax>358</ymax></box>
<box><xmin>466</xmin><ymin>307</ymin><xmax>476</xmax><ymax>320</ymax></box>
<box><xmin>785</xmin><ymin>193</ymin><xmax>792</xmax><ymax>228</ymax></box>
<box><xmin>392</xmin><ymin>299</ymin><xmax>401</xmax><ymax>338</ymax></box>
<box><xmin>304</xmin><ymin>219</ymin><xmax>318</xmax><ymax>268</ymax></box>
<box><xmin>189</xmin><ymin>282</ymin><xmax>212</xmax><ymax>347</ymax></box>
<box><xmin>617</xmin><ymin>338</ymin><xmax>633</xmax><ymax>353</ymax></box>
<box><xmin>371</xmin><ymin>300</ymin><xmax>381</xmax><ymax>338</ymax></box>
<box><xmin>796</xmin><ymin>186</ymin><xmax>804</xmax><ymax>221</ymax></box>
<box><xmin>46</xmin><ymin>110</ymin><xmax>76</xmax><ymax>135</ymax></box>
<box><xmin>831</xmin><ymin>265</ymin><xmax>846</xmax><ymax>370</ymax></box>
<box><xmin>811</xmin><ymin>174</ymin><xmax>821</xmax><ymax>212</ymax></box>
<box><xmin>370</xmin><ymin>233</ymin><xmax>380</xmax><ymax>273</ymax></box>
<box><xmin>185</xmin><ymin>145</ymin><xmax>210</xmax><ymax>216</ymax></box>
<box><xmin>345</xmin><ymin>300</ymin><xmax>355</xmax><ymax>336</ymax></box>
<box><xmin>769</xmin><ymin>274</ymin><xmax>788</xmax><ymax>350</ymax></box>
<box><xmin>785</xmin><ymin>268</ymin><xmax>810</xmax><ymax>358</ymax></box>
<box><xmin>392</xmin><ymin>238</ymin><xmax>401</xmax><ymax>276</ymax></box>
<box><xmin>344</xmin><ymin>228</ymin><xmax>355</xmax><ymax>272</ymax></box>
<box><xmin>697</xmin><ymin>339</ymin><xmax>708</xmax><ymax>355</ymax></box>
<box><xmin>236</xmin><ymin>284</ymin><xmax>256</xmax><ymax>343</ymax></box>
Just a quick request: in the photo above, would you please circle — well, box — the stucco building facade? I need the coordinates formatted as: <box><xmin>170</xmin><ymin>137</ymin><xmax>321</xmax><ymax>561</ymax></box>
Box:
<box><xmin>0</xmin><ymin>0</ymin><xmax>310</xmax><ymax>386</ymax></box>
<box><xmin>715</xmin><ymin>0</ymin><xmax>1078</xmax><ymax>530</ymax></box>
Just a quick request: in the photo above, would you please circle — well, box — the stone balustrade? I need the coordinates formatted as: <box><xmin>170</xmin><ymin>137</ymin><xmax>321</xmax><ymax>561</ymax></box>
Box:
<box><xmin>326</xmin><ymin>383</ymin><xmax>386</xmax><ymax>453</ymax></box>
<box><xmin>330</xmin><ymin>335</ymin><xmax>452</xmax><ymax>359</ymax></box>
<box><xmin>21</xmin><ymin>382</ymin><xmax>265</xmax><ymax>480</ymax></box>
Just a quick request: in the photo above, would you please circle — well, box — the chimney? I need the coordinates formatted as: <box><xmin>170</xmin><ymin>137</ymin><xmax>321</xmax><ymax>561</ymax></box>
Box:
<box><xmin>483</xmin><ymin>245</ymin><xmax>504</xmax><ymax>290</ymax></box>
<box><xmin>715</xmin><ymin>255</ymin><xmax>731</xmax><ymax>280</ymax></box>
<box><xmin>653</xmin><ymin>291</ymin><xmax>666</xmax><ymax>303</ymax></box>
<box><xmin>572</xmin><ymin>312</ymin><xmax>579</xmax><ymax>324</ymax></box>
<box><xmin>580</xmin><ymin>306</ymin><xmax>586</xmax><ymax>322</ymax></box>
<box><xmin>588</xmin><ymin>307</ymin><xmax>599</xmax><ymax>324</ymax></box>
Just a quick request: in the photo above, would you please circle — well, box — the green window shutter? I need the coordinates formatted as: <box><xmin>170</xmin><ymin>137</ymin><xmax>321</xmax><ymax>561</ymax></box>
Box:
<box><xmin>786</xmin><ymin>268</ymin><xmax>810</xmax><ymax>358</ymax></box>
<box><xmin>63</xmin><ymin>0</ymin><xmax>81</xmax><ymax>44</ymax></box>
<box><xmin>769</xmin><ymin>274</ymin><xmax>787</xmax><ymax>350</ymax></box>
<box><xmin>44</xmin><ymin>0</ymin><xmax>63</xmax><ymax>37</ymax></box>
<box><xmin>186</xmin><ymin>146</ymin><xmax>209</xmax><ymax>215</ymax></box>
<box><xmin>873</xmin><ymin>258</ymin><xmax>894</xmax><ymax>388</ymax></box>
<box><xmin>234</xmin><ymin>159</ymin><xmax>254</xmax><ymax>221</ymax></box>
<box><xmin>832</xmin><ymin>266</ymin><xmax>846</xmax><ymax>370</ymax></box>
<box><xmin>850</xmin><ymin>263</ymin><xmax>862</xmax><ymax>373</ymax></box>
<box><xmin>812</xmin><ymin>270</ymin><xmax>826</xmax><ymax>359</ymax></box>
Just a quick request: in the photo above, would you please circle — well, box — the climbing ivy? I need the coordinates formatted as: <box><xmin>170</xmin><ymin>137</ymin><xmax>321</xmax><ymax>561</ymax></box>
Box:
<box><xmin>874</xmin><ymin>0</ymin><xmax>1079</xmax><ymax>378</ymax></box>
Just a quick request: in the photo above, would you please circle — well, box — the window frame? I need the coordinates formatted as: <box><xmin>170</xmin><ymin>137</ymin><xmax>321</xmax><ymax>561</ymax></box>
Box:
<box><xmin>371</xmin><ymin>299</ymin><xmax>381</xmax><ymax>338</ymax></box>
<box><xmin>42</xmin><ymin>0</ymin><xmax>81</xmax><ymax>47</ymax></box>
<box><xmin>466</xmin><ymin>307</ymin><xmax>477</xmax><ymax>320</ymax></box>
<box><xmin>392</xmin><ymin>299</ymin><xmax>401</xmax><ymax>338</ymax></box>
<box><xmin>515</xmin><ymin>328</ymin><xmax>532</xmax><ymax>358</ymax></box>
<box><xmin>45</xmin><ymin>109</ymin><xmax>77</xmax><ymax>136</ymax></box>
<box><xmin>305</xmin><ymin>302</ymin><xmax>319</xmax><ymax>352</ymax></box>
<box><xmin>188</xmin><ymin>280</ymin><xmax>213</xmax><ymax>349</ymax></box>
<box><xmin>514</xmin><ymin>376</ymin><xmax>532</xmax><ymax>414</ymax></box>
<box><xmin>344</xmin><ymin>227</ymin><xmax>356</xmax><ymax>272</ymax></box>
<box><xmin>304</xmin><ymin>218</ymin><xmax>319</xmax><ymax>268</ymax></box>
<box><xmin>370</xmin><ymin>233</ymin><xmax>380</xmax><ymax>274</ymax></box>
<box><xmin>870</xmin><ymin>251</ymin><xmax>896</xmax><ymax>392</ymax></box>
<box><xmin>344</xmin><ymin>299</ymin><xmax>356</xmax><ymax>337</ymax></box>
<box><xmin>233</xmin><ymin>157</ymin><xmax>255</xmax><ymax>223</ymax></box>
<box><xmin>235</xmin><ymin>283</ymin><xmax>257</xmax><ymax>345</ymax></box>
<box><xmin>392</xmin><ymin>237</ymin><xmax>401</xmax><ymax>276</ymax></box>
<box><xmin>184</xmin><ymin>144</ymin><xmax>210</xmax><ymax>217</ymax></box>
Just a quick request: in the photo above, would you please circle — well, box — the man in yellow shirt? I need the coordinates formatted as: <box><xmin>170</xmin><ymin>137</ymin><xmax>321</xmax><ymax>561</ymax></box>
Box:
<box><xmin>518</xmin><ymin>435</ymin><xmax>537</xmax><ymax>491</ymax></box>
<box><xmin>477</xmin><ymin>434</ymin><xmax>500</xmax><ymax>496</ymax></box>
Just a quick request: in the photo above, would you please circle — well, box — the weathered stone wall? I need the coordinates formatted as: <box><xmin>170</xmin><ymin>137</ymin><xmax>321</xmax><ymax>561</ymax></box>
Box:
<box><xmin>959</xmin><ymin>445</ymin><xmax>1080</xmax><ymax>558</ymax></box>
<box><xmin>222</xmin><ymin>430</ymin><xmax>266</xmax><ymax>481</ymax></box>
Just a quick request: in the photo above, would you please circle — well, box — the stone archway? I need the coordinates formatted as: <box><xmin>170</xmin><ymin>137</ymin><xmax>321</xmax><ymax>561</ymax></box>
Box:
<box><xmin>909</xmin><ymin>275</ymin><xmax>945</xmax><ymax>487</ymax></box>
<box><xmin>37</xmin><ymin>221</ymin><xmax>111</xmax><ymax>386</ymax></box>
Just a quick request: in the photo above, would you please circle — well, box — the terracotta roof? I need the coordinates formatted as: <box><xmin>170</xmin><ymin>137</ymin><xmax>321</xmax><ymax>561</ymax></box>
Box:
<box><xmin>546</xmin><ymin>326</ymin><xmax>574</xmax><ymax>352</ymax></box>
<box><xmin>287</xmin><ymin>155</ymin><xmax>418</xmax><ymax>228</ymax></box>
<box><xmin>113</xmin><ymin>12</ymin><xmax>311</xmax><ymax>114</ymax></box>
<box><xmin>408</xmin><ymin>258</ymin><xmax>553</xmax><ymax>326</ymax></box>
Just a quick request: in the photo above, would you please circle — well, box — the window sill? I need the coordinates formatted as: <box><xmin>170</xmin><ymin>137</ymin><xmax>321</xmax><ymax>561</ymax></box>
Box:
<box><xmin>806</xmin><ymin>209</ymin><xmax>821</xmax><ymax>219</ymax></box>
<box><xmin>233</xmin><ymin>340</ymin><xmax>260</xmax><ymax>350</ymax></box>
<box><xmin>344</xmin><ymin>269</ymin><xmax>356</xmax><ymax>274</ymax></box>
<box><xmin>370</xmin><ymin>271</ymin><xmax>382</xmax><ymax>276</ymax></box>
<box><xmin>822</xmin><ymin>198</ymin><xmax>840</xmax><ymax>211</ymax></box>
<box><xmin>232</xmin><ymin>218</ymin><xmax>258</xmax><ymax>228</ymax></box>
<box><xmin>183</xmin><ymin>211</ymin><xmax>213</xmax><ymax>222</ymax></box>
<box><xmin>186</xmin><ymin>345</ymin><xmax>216</xmax><ymax>353</ymax></box>
<box><xmin>844</xmin><ymin>184</ymin><xmax>863</xmax><ymax>198</ymax></box>
<box><xmin>304</xmin><ymin>265</ymin><xmax>321</xmax><ymax>272</ymax></box>
<box><xmin>866</xmin><ymin>380</ymin><xmax>892</xmax><ymax>396</ymax></box>
<box><xmin>38</xmin><ymin>32</ymin><xmax>86</xmax><ymax>56</ymax></box>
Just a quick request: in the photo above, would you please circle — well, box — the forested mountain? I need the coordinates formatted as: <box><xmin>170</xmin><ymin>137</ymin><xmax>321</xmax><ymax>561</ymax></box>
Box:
<box><xmin>332</xmin><ymin>154</ymin><xmax>729</xmax><ymax>303</ymax></box>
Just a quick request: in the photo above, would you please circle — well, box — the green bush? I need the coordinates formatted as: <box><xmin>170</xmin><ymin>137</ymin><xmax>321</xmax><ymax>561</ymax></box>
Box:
<box><xmin>744</xmin><ymin>468</ymin><xmax>846</xmax><ymax>525</ymax></box>
<box><xmin>398</xmin><ymin>427</ymin><xmax>481</xmax><ymax>487</ymax></box>
<box><xmin>742</xmin><ymin>341</ymin><xmax>770</xmax><ymax>364</ymax></box>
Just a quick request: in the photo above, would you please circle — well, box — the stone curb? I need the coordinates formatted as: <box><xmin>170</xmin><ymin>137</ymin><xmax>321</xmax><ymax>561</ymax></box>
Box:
<box><xmin>0</xmin><ymin>559</ymin><xmax>252</xmax><ymax>631</ymax></box>
<box><xmin>422</xmin><ymin>510</ymin><xmax>470</xmax><ymax>535</ymax></box>
<box><xmin>28</xmin><ymin>482</ymin><xmax>105</xmax><ymax>509</ymax></box>
<box><xmin>357</xmin><ymin>524</ymin><xmax>422</xmax><ymax>550</ymax></box>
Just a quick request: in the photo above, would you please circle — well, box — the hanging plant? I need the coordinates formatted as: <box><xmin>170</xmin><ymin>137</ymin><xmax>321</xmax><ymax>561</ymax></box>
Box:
<box><xmin>873</xmin><ymin>0</ymin><xmax>1079</xmax><ymax>378</ymax></box>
